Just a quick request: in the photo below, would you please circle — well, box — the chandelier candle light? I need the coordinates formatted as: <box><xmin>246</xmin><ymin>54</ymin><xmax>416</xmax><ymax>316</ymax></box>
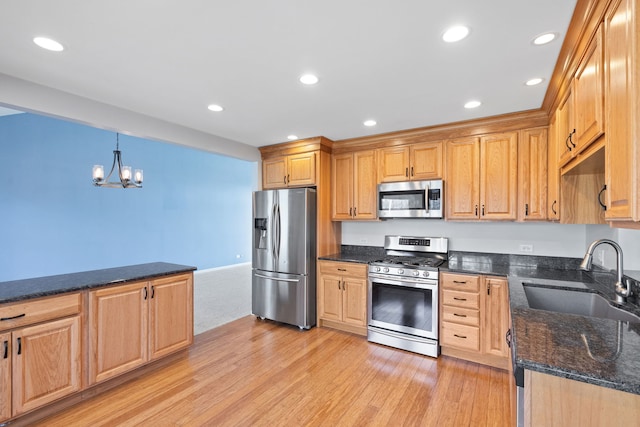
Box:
<box><xmin>92</xmin><ymin>133</ymin><xmax>143</xmax><ymax>188</ymax></box>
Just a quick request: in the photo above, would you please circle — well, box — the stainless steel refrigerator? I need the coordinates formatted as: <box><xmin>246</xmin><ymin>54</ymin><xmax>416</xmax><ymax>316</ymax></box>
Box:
<box><xmin>252</xmin><ymin>188</ymin><xmax>316</xmax><ymax>329</ymax></box>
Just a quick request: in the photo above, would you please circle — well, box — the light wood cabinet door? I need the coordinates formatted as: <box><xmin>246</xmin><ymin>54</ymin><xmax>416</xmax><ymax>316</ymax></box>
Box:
<box><xmin>519</xmin><ymin>128</ymin><xmax>548</xmax><ymax>221</ymax></box>
<box><xmin>12</xmin><ymin>316</ymin><xmax>81</xmax><ymax>416</ymax></box>
<box><xmin>332</xmin><ymin>153</ymin><xmax>354</xmax><ymax>220</ymax></box>
<box><xmin>557</xmin><ymin>88</ymin><xmax>575</xmax><ymax>167</ymax></box>
<box><xmin>480</xmin><ymin>132</ymin><xmax>518</xmax><ymax>220</ymax></box>
<box><xmin>89</xmin><ymin>281</ymin><xmax>149</xmax><ymax>385</ymax></box>
<box><xmin>353</xmin><ymin>150</ymin><xmax>377</xmax><ymax>219</ymax></box>
<box><xmin>547</xmin><ymin>114</ymin><xmax>561</xmax><ymax>220</ymax></box>
<box><xmin>604</xmin><ymin>0</ymin><xmax>638</xmax><ymax>221</ymax></box>
<box><xmin>342</xmin><ymin>277</ymin><xmax>367</xmax><ymax>327</ymax></box>
<box><xmin>573</xmin><ymin>24</ymin><xmax>604</xmax><ymax>153</ymax></box>
<box><xmin>410</xmin><ymin>141</ymin><xmax>443</xmax><ymax>180</ymax></box>
<box><xmin>446</xmin><ymin>138</ymin><xmax>480</xmax><ymax>219</ymax></box>
<box><xmin>149</xmin><ymin>274</ymin><xmax>193</xmax><ymax>360</ymax></box>
<box><xmin>318</xmin><ymin>274</ymin><xmax>342</xmax><ymax>322</ymax></box>
<box><xmin>0</xmin><ymin>333</ymin><xmax>10</xmax><ymax>421</ymax></box>
<box><xmin>262</xmin><ymin>157</ymin><xmax>287</xmax><ymax>189</ymax></box>
<box><xmin>483</xmin><ymin>276</ymin><xmax>510</xmax><ymax>358</ymax></box>
<box><xmin>287</xmin><ymin>152</ymin><xmax>316</xmax><ymax>187</ymax></box>
<box><xmin>378</xmin><ymin>146</ymin><xmax>410</xmax><ymax>183</ymax></box>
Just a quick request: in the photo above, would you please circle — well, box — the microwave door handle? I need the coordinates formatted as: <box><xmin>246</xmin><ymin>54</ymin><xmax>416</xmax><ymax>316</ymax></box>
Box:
<box><xmin>424</xmin><ymin>185</ymin><xmax>430</xmax><ymax>212</ymax></box>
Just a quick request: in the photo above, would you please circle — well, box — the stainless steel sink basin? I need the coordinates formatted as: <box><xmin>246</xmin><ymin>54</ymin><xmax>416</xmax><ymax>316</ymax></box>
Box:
<box><xmin>523</xmin><ymin>284</ymin><xmax>640</xmax><ymax>323</ymax></box>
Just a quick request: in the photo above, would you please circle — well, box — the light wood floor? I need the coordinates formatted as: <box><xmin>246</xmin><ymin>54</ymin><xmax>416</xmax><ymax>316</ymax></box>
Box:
<box><xmin>32</xmin><ymin>316</ymin><xmax>512</xmax><ymax>427</ymax></box>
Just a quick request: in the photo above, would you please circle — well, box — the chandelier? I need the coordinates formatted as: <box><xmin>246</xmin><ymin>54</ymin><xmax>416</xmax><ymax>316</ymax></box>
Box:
<box><xmin>92</xmin><ymin>133</ymin><xmax>143</xmax><ymax>188</ymax></box>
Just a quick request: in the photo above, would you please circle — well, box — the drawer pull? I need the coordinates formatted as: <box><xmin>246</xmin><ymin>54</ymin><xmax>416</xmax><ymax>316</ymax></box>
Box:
<box><xmin>453</xmin><ymin>334</ymin><xmax>467</xmax><ymax>339</ymax></box>
<box><xmin>453</xmin><ymin>280</ymin><xmax>467</xmax><ymax>284</ymax></box>
<box><xmin>453</xmin><ymin>313</ymin><xmax>467</xmax><ymax>318</ymax></box>
<box><xmin>1</xmin><ymin>313</ymin><xmax>26</xmax><ymax>321</ymax></box>
<box><xmin>337</xmin><ymin>268</ymin><xmax>347</xmax><ymax>272</ymax></box>
<box><xmin>453</xmin><ymin>297</ymin><xmax>467</xmax><ymax>301</ymax></box>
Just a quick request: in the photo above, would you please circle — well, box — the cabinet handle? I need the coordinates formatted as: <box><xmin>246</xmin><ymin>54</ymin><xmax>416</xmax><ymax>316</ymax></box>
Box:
<box><xmin>287</xmin><ymin>174</ymin><xmax>290</xmax><ymax>184</ymax></box>
<box><xmin>454</xmin><ymin>334</ymin><xmax>467</xmax><ymax>339</ymax></box>
<box><xmin>453</xmin><ymin>297</ymin><xmax>467</xmax><ymax>301</ymax></box>
<box><xmin>338</xmin><ymin>281</ymin><xmax>342</xmax><ymax>291</ymax></box>
<box><xmin>598</xmin><ymin>185</ymin><xmax>607</xmax><ymax>211</ymax></box>
<box><xmin>411</xmin><ymin>166</ymin><xmax>414</xmax><ymax>177</ymax></box>
<box><xmin>16</xmin><ymin>337</ymin><xmax>21</xmax><ymax>356</ymax></box>
<box><xmin>568</xmin><ymin>129</ymin><xmax>576</xmax><ymax>148</ymax></box>
<box><xmin>405</xmin><ymin>167</ymin><xmax>409</xmax><ymax>177</ymax></box>
<box><xmin>551</xmin><ymin>200</ymin><xmax>557</xmax><ymax>215</ymax></box>
<box><xmin>349</xmin><ymin>207</ymin><xmax>353</xmax><ymax>217</ymax></box>
<box><xmin>283</xmin><ymin>176</ymin><xmax>287</xmax><ymax>185</ymax></box>
<box><xmin>506</xmin><ymin>328</ymin><xmax>512</xmax><ymax>348</ymax></box>
<box><xmin>452</xmin><ymin>280</ymin><xmax>467</xmax><ymax>284</ymax></box>
<box><xmin>143</xmin><ymin>287</ymin><xmax>148</xmax><ymax>300</ymax></box>
<box><xmin>475</xmin><ymin>205</ymin><xmax>478</xmax><ymax>216</ymax></box>
<box><xmin>565</xmin><ymin>134</ymin><xmax>572</xmax><ymax>152</ymax></box>
<box><xmin>0</xmin><ymin>313</ymin><xmax>26</xmax><ymax>321</ymax></box>
<box><xmin>525</xmin><ymin>203</ymin><xmax>529</xmax><ymax>216</ymax></box>
<box><xmin>481</xmin><ymin>205</ymin><xmax>485</xmax><ymax>216</ymax></box>
<box><xmin>453</xmin><ymin>313</ymin><xmax>467</xmax><ymax>318</ymax></box>
<box><xmin>3</xmin><ymin>341</ymin><xmax>7</xmax><ymax>359</ymax></box>
<box><xmin>487</xmin><ymin>283</ymin><xmax>491</xmax><ymax>295</ymax></box>
<box><xmin>353</xmin><ymin>207</ymin><xmax>357</xmax><ymax>217</ymax></box>
<box><xmin>151</xmin><ymin>286</ymin><xmax>155</xmax><ymax>299</ymax></box>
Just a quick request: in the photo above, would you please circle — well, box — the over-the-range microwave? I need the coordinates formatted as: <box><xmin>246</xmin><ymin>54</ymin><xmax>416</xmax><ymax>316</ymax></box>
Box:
<box><xmin>377</xmin><ymin>179</ymin><xmax>444</xmax><ymax>219</ymax></box>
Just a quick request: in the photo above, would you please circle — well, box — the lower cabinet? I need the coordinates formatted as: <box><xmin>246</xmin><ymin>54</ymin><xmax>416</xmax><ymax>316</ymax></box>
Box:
<box><xmin>317</xmin><ymin>261</ymin><xmax>368</xmax><ymax>336</ymax></box>
<box><xmin>0</xmin><ymin>293</ymin><xmax>82</xmax><ymax>422</ymax></box>
<box><xmin>440</xmin><ymin>272</ymin><xmax>510</xmax><ymax>369</ymax></box>
<box><xmin>89</xmin><ymin>273</ymin><xmax>193</xmax><ymax>385</ymax></box>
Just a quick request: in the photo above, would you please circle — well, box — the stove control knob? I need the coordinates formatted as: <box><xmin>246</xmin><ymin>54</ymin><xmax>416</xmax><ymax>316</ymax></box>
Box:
<box><xmin>422</xmin><ymin>271</ymin><xmax>429</xmax><ymax>278</ymax></box>
<box><xmin>398</xmin><ymin>269</ymin><xmax>404</xmax><ymax>275</ymax></box>
<box><xmin>374</xmin><ymin>266</ymin><xmax>381</xmax><ymax>272</ymax></box>
<box><xmin>383</xmin><ymin>267</ymin><xmax>389</xmax><ymax>273</ymax></box>
<box><xmin>413</xmin><ymin>271</ymin><xmax>420</xmax><ymax>277</ymax></box>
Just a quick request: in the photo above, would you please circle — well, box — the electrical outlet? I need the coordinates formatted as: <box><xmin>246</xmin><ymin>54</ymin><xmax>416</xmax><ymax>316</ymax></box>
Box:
<box><xmin>519</xmin><ymin>244</ymin><xmax>533</xmax><ymax>253</ymax></box>
<box><xmin>360</xmin><ymin>239</ymin><xmax>368</xmax><ymax>244</ymax></box>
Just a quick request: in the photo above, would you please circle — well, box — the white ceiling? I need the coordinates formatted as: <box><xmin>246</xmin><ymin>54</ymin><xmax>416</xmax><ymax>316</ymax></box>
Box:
<box><xmin>0</xmin><ymin>1</ymin><xmax>577</xmax><ymax>149</ymax></box>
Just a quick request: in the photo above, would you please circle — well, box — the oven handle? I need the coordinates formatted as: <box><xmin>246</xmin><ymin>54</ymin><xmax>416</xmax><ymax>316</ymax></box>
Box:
<box><xmin>369</xmin><ymin>326</ymin><xmax>436</xmax><ymax>344</ymax></box>
<box><xmin>368</xmin><ymin>274</ymin><xmax>438</xmax><ymax>289</ymax></box>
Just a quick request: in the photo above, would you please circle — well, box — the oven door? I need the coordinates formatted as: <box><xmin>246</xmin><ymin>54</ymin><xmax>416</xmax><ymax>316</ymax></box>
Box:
<box><xmin>368</xmin><ymin>274</ymin><xmax>438</xmax><ymax>340</ymax></box>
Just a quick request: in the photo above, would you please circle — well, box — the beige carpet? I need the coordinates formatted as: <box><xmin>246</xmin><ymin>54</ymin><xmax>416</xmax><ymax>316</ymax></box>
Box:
<box><xmin>193</xmin><ymin>263</ymin><xmax>252</xmax><ymax>335</ymax></box>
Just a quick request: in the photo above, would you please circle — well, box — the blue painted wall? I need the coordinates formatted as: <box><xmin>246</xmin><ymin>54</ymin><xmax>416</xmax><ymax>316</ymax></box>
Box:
<box><xmin>0</xmin><ymin>113</ymin><xmax>258</xmax><ymax>281</ymax></box>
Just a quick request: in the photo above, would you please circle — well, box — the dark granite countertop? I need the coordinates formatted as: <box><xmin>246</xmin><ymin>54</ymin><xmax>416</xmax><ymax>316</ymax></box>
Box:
<box><xmin>0</xmin><ymin>262</ymin><xmax>197</xmax><ymax>304</ymax></box>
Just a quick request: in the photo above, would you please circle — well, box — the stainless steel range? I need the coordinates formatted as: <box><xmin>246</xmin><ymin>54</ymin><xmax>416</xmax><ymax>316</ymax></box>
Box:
<box><xmin>367</xmin><ymin>235</ymin><xmax>448</xmax><ymax>357</ymax></box>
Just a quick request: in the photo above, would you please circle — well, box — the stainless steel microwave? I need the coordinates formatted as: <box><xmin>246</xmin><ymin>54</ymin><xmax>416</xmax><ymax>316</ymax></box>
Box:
<box><xmin>378</xmin><ymin>180</ymin><xmax>444</xmax><ymax>219</ymax></box>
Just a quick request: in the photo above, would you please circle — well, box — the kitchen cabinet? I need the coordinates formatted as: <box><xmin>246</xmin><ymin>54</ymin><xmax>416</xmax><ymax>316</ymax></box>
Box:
<box><xmin>331</xmin><ymin>150</ymin><xmax>377</xmax><ymax>220</ymax></box>
<box><xmin>262</xmin><ymin>152</ymin><xmax>316</xmax><ymax>189</ymax></box>
<box><xmin>317</xmin><ymin>261</ymin><xmax>368</xmax><ymax>336</ymax></box>
<box><xmin>518</xmin><ymin>128</ymin><xmax>548</xmax><ymax>221</ymax></box>
<box><xmin>446</xmin><ymin>132</ymin><xmax>518</xmax><ymax>220</ymax></box>
<box><xmin>0</xmin><ymin>293</ymin><xmax>82</xmax><ymax>422</ymax></box>
<box><xmin>440</xmin><ymin>272</ymin><xmax>510</xmax><ymax>369</ymax></box>
<box><xmin>524</xmin><ymin>370</ymin><xmax>640</xmax><ymax>427</ymax></box>
<box><xmin>604</xmin><ymin>0</ymin><xmax>640</xmax><ymax>224</ymax></box>
<box><xmin>89</xmin><ymin>273</ymin><xmax>193</xmax><ymax>385</ymax></box>
<box><xmin>547</xmin><ymin>113</ymin><xmax>560</xmax><ymax>220</ymax></box>
<box><xmin>377</xmin><ymin>141</ymin><xmax>443</xmax><ymax>183</ymax></box>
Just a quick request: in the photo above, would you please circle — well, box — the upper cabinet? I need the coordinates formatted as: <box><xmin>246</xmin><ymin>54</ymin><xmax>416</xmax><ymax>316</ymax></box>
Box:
<box><xmin>604</xmin><ymin>0</ymin><xmax>640</xmax><ymax>223</ymax></box>
<box><xmin>518</xmin><ymin>128</ymin><xmax>548</xmax><ymax>221</ymax></box>
<box><xmin>332</xmin><ymin>150</ymin><xmax>377</xmax><ymax>220</ymax></box>
<box><xmin>446</xmin><ymin>132</ymin><xmax>518</xmax><ymax>220</ymax></box>
<box><xmin>378</xmin><ymin>141</ymin><xmax>443</xmax><ymax>183</ymax></box>
<box><xmin>263</xmin><ymin>152</ymin><xmax>316</xmax><ymax>189</ymax></box>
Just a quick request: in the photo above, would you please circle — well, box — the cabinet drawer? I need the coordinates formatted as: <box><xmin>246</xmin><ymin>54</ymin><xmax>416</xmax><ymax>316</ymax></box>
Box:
<box><xmin>319</xmin><ymin>261</ymin><xmax>367</xmax><ymax>277</ymax></box>
<box><xmin>441</xmin><ymin>306</ymin><xmax>480</xmax><ymax>326</ymax></box>
<box><xmin>441</xmin><ymin>322</ymin><xmax>480</xmax><ymax>351</ymax></box>
<box><xmin>0</xmin><ymin>293</ymin><xmax>82</xmax><ymax>332</ymax></box>
<box><xmin>441</xmin><ymin>273</ymin><xmax>480</xmax><ymax>292</ymax></box>
<box><xmin>442</xmin><ymin>289</ymin><xmax>480</xmax><ymax>309</ymax></box>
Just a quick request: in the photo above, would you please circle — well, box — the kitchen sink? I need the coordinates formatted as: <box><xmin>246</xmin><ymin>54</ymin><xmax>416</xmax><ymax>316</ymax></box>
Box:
<box><xmin>523</xmin><ymin>283</ymin><xmax>640</xmax><ymax>323</ymax></box>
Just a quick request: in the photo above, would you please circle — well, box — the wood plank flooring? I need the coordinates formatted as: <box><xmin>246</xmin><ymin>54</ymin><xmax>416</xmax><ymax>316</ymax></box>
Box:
<box><xmin>31</xmin><ymin>316</ymin><xmax>512</xmax><ymax>426</ymax></box>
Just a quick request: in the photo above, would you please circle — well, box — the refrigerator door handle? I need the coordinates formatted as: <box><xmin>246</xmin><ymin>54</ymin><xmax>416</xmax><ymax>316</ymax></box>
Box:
<box><xmin>254</xmin><ymin>273</ymin><xmax>299</xmax><ymax>283</ymax></box>
<box><xmin>275</xmin><ymin>203</ymin><xmax>281</xmax><ymax>258</ymax></box>
<box><xmin>271</xmin><ymin>202</ymin><xmax>277</xmax><ymax>260</ymax></box>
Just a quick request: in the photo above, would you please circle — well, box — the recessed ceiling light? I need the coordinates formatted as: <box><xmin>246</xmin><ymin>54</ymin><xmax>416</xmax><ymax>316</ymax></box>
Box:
<box><xmin>533</xmin><ymin>32</ymin><xmax>556</xmax><ymax>45</ymax></box>
<box><xmin>525</xmin><ymin>78</ymin><xmax>544</xmax><ymax>86</ymax></box>
<box><xmin>33</xmin><ymin>36</ymin><xmax>64</xmax><ymax>52</ymax></box>
<box><xmin>442</xmin><ymin>26</ymin><xmax>470</xmax><ymax>43</ymax></box>
<box><xmin>299</xmin><ymin>74</ymin><xmax>319</xmax><ymax>85</ymax></box>
<box><xmin>464</xmin><ymin>100</ymin><xmax>482</xmax><ymax>109</ymax></box>
<box><xmin>364</xmin><ymin>120</ymin><xmax>377</xmax><ymax>127</ymax></box>
<box><xmin>207</xmin><ymin>104</ymin><xmax>224</xmax><ymax>112</ymax></box>
<box><xmin>287</xmin><ymin>135</ymin><xmax>298</xmax><ymax>141</ymax></box>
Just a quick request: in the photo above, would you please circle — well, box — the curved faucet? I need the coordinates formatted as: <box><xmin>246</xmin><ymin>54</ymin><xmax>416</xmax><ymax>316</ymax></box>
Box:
<box><xmin>579</xmin><ymin>239</ymin><xmax>629</xmax><ymax>303</ymax></box>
